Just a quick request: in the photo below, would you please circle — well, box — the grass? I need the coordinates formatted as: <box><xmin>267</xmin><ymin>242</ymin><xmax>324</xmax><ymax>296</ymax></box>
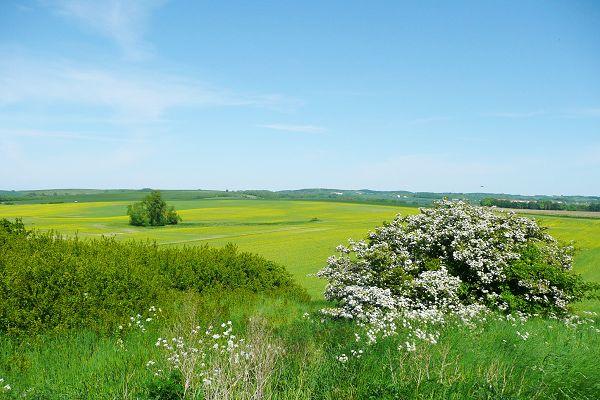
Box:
<box><xmin>0</xmin><ymin>199</ymin><xmax>597</xmax><ymax>303</ymax></box>
<box><xmin>2</xmin><ymin>292</ymin><xmax>599</xmax><ymax>399</ymax></box>
<box><xmin>0</xmin><ymin>198</ymin><xmax>599</xmax><ymax>398</ymax></box>
<box><xmin>0</xmin><ymin>200</ymin><xmax>416</xmax><ymax>297</ymax></box>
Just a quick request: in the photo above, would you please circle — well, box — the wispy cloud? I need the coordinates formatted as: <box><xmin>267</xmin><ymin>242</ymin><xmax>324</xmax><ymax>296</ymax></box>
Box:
<box><xmin>0</xmin><ymin>129</ymin><xmax>142</xmax><ymax>143</ymax></box>
<box><xmin>408</xmin><ymin>111</ymin><xmax>547</xmax><ymax>125</ymax></box>
<box><xmin>0</xmin><ymin>134</ymin><xmax>155</xmax><ymax>189</ymax></box>
<box><xmin>0</xmin><ymin>54</ymin><xmax>296</xmax><ymax>121</ymax></box>
<box><xmin>50</xmin><ymin>0</ymin><xmax>166</xmax><ymax>60</ymax></box>
<box><xmin>257</xmin><ymin>124</ymin><xmax>326</xmax><ymax>133</ymax></box>
<box><xmin>407</xmin><ymin>116</ymin><xmax>456</xmax><ymax>125</ymax></box>
<box><xmin>565</xmin><ymin>107</ymin><xmax>600</xmax><ymax>118</ymax></box>
<box><xmin>482</xmin><ymin>110</ymin><xmax>547</xmax><ymax>118</ymax></box>
<box><xmin>405</xmin><ymin>107</ymin><xmax>600</xmax><ymax>125</ymax></box>
<box><xmin>485</xmin><ymin>108</ymin><xmax>600</xmax><ymax>119</ymax></box>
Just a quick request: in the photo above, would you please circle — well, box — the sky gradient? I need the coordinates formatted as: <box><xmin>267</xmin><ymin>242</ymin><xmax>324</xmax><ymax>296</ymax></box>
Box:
<box><xmin>1</xmin><ymin>0</ymin><xmax>599</xmax><ymax>195</ymax></box>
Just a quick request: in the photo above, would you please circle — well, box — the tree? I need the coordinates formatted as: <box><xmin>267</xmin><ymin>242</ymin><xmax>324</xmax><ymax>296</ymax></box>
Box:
<box><xmin>127</xmin><ymin>191</ymin><xmax>181</xmax><ymax>226</ymax></box>
<box><xmin>165</xmin><ymin>205</ymin><xmax>182</xmax><ymax>225</ymax></box>
<box><xmin>126</xmin><ymin>202</ymin><xmax>149</xmax><ymax>226</ymax></box>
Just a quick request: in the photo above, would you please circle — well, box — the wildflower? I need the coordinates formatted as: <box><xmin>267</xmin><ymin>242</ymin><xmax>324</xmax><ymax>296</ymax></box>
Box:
<box><xmin>404</xmin><ymin>342</ymin><xmax>416</xmax><ymax>352</ymax></box>
<box><xmin>337</xmin><ymin>354</ymin><xmax>349</xmax><ymax>363</ymax></box>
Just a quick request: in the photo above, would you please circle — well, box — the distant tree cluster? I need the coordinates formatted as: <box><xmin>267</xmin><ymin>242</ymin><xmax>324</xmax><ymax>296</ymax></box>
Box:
<box><xmin>481</xmin><ymin>198</ymin><xmax>600</xmax><ymax>212</ymax></box>
<box><xmin>127</xmin><ymin>191</ymin><xmax>181</xmax><ymax>226</ymax></box>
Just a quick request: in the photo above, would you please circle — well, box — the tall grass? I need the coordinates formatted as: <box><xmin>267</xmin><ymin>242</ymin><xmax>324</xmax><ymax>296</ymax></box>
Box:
<box><xmin>0</xmin><ymin>219</ymin><xmax>598</xmax><ymax>399</ymax></box>
<box><xmin>1</xmin><ymin>292</ymin><xmax>598</xmax><ymax>399</ymax></box>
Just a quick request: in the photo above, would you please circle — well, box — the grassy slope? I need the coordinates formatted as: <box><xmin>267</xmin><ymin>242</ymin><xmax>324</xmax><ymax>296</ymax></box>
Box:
<box><xmin>1</xmin><ymin>200</ymin><xmax>599</xmax><ymax>399</ymax></box>
<box><xmin>0</xmin><ymin>200</ymin><xmax>415</xmax><ymax>297</ymax></box>
<box><xmin>0</xmin><ymin>199</ymin><xmax>598</xmax><ymax>304</ymax></box>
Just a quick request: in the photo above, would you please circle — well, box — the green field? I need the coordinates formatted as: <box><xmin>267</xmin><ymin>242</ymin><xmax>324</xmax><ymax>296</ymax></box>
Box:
<box><xmin>2</xmin><ymin>198</ymin><xmax>600</xmax><ymax>399</ymax></box>
<box><xmin>1</xmin><ymin>199</ymin><xmax>598</xmax><ymax>303</ymax></box>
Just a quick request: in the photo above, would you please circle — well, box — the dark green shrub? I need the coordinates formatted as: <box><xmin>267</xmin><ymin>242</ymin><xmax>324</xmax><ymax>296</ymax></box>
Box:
<box><xmin>127</xmin><ymin>202</ymin><xmax>149</xmax><ymax>226</ymax></box>
<box><xmin>165</xmin><ymin>206</ymin><xmax>181</xmax><ymax>225</ymax></box>
<box><xmin>0</xmin><ymin>219</ymin><xmax>306</xmax><ymax>335</ymax></box>
<box><xmin>127</xmin><ymin>190</ymin><xmax>181</xmax><ymax>227</ymax></box>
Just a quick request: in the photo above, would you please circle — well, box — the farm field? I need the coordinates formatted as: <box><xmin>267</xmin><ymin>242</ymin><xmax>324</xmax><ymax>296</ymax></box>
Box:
<box><xmin>0</xmin><ymin>199</ymin><xmax>413</xmax><ymax>297</ymax></box>
<box><xmin>1</xmin><ymin>199</ymin><xmax>598</xmax><ymax>304</ymax></box>
<box><xmin>2</xmin><ymin>198</ymin><xmax>600</xmax><ymax>398</ymax></box>
<box><xmin>4</xmin><ymin>2</ymin><xmax>599</xmax><ymax>397</ymax></box>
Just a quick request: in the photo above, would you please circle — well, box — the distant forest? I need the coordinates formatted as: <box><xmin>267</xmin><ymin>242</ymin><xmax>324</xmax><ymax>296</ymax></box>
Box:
<box><xmin>1</xmin><ymin>188</ymin><xmax>599</xmax><ymax>211</ymax></box>
<box><xmin>480</xmin><ymin>197</ymin><xmax>600</xmax><ymax>212</ymax></box>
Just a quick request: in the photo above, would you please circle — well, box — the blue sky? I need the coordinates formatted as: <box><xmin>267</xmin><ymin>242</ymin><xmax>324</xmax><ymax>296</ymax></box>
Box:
<box><xmin>1</xmin><ymin>1</ymin><xmax>599</xmax><ymax>195</ymax></box>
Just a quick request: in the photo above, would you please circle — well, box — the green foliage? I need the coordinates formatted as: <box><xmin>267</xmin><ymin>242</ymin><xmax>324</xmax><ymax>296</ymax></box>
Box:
<box><xmin>500</xmin><ymin>244</ymin><xmax>599</xmax><ymax>314</ymax></box>
<box><xmin>127</xmin><ymin>191</ymin><xmax>181</xmax><ymax>227</ymax></box>
<box><xmin>0</xmin><ymin>201</ymin><xmax>599</xmax><ymax>398</ymax></box>
<box><xmin>165</xmin><ymin>206</ymin><xmax>181</xmax><ymax>225</ymax></box>
<box><xmin>1</xmin><ymin>294</ymin><xmax>599</xmax><ymax>399</ymax></box>
<box><xmin>0</xmin><ymin>219</ymin><xmax>306</xmax><ymax>335</ymax></box>
<box><xmin>0</xmin><ymin>218</ymin><xmax>28</xmax><ymax>235</ymax></box>
<box><xmin>481</xmin><ymin>197</ymin><xmax>600</xmax><ymax>212</ymax></box>
<box><xmin>146</xmin><ymin>371</ymin><xmax>184</xmax><ymax>399</ymax></box>
<box><xmin>126</xmin><ymin>202</ymin><xmax>149</xmax><ymax>226</ymax></box>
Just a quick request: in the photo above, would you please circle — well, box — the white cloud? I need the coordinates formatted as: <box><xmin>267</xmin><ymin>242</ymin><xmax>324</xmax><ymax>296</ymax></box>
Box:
<box><xmin>0</xmin><ymin>55</ymin><xmax>295</xmax><ymax>121</ymax></box>
<box><xmin>407</xmin><ymin>116</ymin><xmax>455</xmax><ymax>125</ymax></box>
<box><xmin>482</xmin><ymin>108</ymin><xmax>600</xmax><ymax>119</ymax></box>
<box><xmin>0</xmin><ymin>134</ymin><xmax>155</xmax><ymax>189</ymax></box>
<box><xmin>257</xmin><ymin>124</ymin><xmax>326</xmax><ymax>133</ymax></box>
<box><xmin>482</xmin><ymin>111</ymin><xmax>547</xmax><ymax>118</ymax></box>
<box><xmin>0</xmin><ymin>129</ymin><xmax>141</xmax><ymax>143</ymax></box>
<box><xmin>566</xmin><ymin>107</ymin><xmax>600</xmax><ymax>118</ymax></box>
<box><xmin>50</xmin><ymin>0</ymin><xmax>166</xmax><ymax>60</ymax></box>
<box><xmin>405</xmin><ymin>108</ymin><xmax>600</xmax><ymax>125</ymax></box>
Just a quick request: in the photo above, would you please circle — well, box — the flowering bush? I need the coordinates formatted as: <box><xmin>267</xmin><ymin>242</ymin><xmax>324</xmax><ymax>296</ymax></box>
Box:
<box><xmin>318</xmin><ymin>201</ymin><xmax>592</xmax><ymax>330</ymax></box>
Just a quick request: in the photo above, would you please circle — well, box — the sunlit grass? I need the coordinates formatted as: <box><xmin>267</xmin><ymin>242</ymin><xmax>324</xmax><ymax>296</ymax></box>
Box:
<box><xmin>0</xmin><ymin>199</ymin><xmax>597</xmax><ymax>303</ymax></box>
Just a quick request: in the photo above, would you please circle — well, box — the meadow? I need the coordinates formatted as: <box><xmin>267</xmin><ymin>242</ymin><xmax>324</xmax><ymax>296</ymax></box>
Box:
<box><xmin>0</xmin><ymin>199</ymin><xmax>415</xmax><ymax>297</ymax></box>
<box><xmin>1</xmin><ymin>199</ymin><xmax>598</xmax><ymax>301</ymax></box>
<box><xmin>1</xmin><ymin>198</ymin><xmax>599</xmax><ymax>399</ymax></box>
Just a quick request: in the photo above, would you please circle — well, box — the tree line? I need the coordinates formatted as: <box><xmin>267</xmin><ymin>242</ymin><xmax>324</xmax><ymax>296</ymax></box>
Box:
<box><xmin>481</xmin><ymin>197</ymin><xmax>600</xmax><ymax>212</ymax></box>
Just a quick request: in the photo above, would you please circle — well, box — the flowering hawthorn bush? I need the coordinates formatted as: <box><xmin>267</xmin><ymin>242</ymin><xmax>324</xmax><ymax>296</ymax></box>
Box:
<box><xmin>318</xmin><ymin>200</ymin><xmax>592</xmax><ymax>330</ymax></box>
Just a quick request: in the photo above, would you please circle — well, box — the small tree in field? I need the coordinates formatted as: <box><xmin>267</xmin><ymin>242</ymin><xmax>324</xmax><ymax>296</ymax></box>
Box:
<box><xmin>127</xmin><ymin>191</ymin><xmax>181</xmax><ymax>227</ymax></box>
